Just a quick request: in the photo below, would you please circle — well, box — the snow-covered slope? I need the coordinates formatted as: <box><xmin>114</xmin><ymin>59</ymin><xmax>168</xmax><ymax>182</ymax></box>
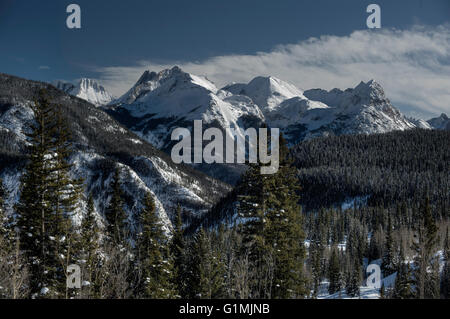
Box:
<box><xmin>223</xmin><ymin>76</ymin><xmax>305</xmax><ymax>112</ymax></box>
<box><xmin>264</xmin><ymin>96</ymin><xmax>330</xmax><ymax>128</ymax></box>
<box><xmin>0</xmin><ymin>73</ymin><xmax>230</xmax><ymax>234</ymax></box>
<box><xmin>427</xmin><ymin>113</ymin><xmax>450</xmax><ymax>130</ymax></box>
<box><xmin>409</xmin><ymin>118</ymin><xmax>432</xmax><ymax>129</ymax></box>
<box><xmin>53</xmin><ymin>78</ymin><xmax>114</xmax><ymax>106</ymax></box>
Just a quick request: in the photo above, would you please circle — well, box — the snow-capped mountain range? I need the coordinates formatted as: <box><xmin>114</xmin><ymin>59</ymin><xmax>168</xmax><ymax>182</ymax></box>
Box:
<box><xmin>98</xmin><ymin>66</ymin><xmax>447</xmax><ymax>183</ymax></box>
<box><xmin>0</xmin><ymin>73</ymin><xmax>230</xmax><ymax>234</ymax></box>
<box><xmin>52</xmin><ymin>68</ymin><xmax>447</xmax><ymax>143</ymax></box>
<box><xmin>106</xmin><ymin>67</ymin><xmax>448</xmax><ymax>146</ymax></box>
<box><xmin>53</xmin><ymin>78</ymin><xmax>114</xmax><ymax>106</ymax></box>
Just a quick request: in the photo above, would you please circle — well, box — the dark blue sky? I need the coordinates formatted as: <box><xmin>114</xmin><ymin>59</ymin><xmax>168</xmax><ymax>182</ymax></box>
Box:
<box><xmin>1</xmin><ymin>0</ymin><xmax>448</xmax><ymax>84</ymax></box>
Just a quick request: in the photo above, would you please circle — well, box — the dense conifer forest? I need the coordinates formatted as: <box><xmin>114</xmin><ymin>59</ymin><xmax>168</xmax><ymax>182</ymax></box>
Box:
<box><xmin>185</xmin><ymin>129</ymin><xmax>449</xmax><ymax>299</ymax></box>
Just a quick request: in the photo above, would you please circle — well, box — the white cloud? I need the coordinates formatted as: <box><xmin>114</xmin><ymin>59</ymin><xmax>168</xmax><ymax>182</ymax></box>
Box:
<box><xmin>39</xmin><ymin>65</ymin><xmax>50</xmax><ymax>70</ymax></box>
<box><xmin>94</xmin><ymin>24</ymin><xmax>450</xmax><ymax>119</ymax></box>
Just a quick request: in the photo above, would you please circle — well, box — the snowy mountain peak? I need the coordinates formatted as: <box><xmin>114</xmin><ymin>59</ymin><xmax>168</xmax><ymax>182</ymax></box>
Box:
<box><xmin>143</xmin><ymin>66</ymin><xmax>186</xmax><ymax>85</ymax></box>
<box><xmin>114</xmin><ymin>66</ymin><xmax>218</xmax><ymax>105</ymax></box>
<box><xmin>79</xmin><ymin>78</ymin><xmax>102</xmax><ymax>91</ymax></box>
<box><xmin>53</xmin><ymin>78</ymin><xmax>113</xmax><ymax>106</ymax></box>
<box><xmin>353</xmin><ymin>80</ymin><xmax>386</xmax><ymax>101</ymax></box>
<box><xmin>427</xmin><ymin>113</ymin><xmax>450</xmax><ymax>130</ymax></box>
<box><xmin>304</xmin><ymin>80</ymin><xmax>390</xmax><ymax>110</ymax></box>
<box><xmin>223</xmin><ymin>75</ymin><xmax>304</xmax><ymax>111</ymax></box>
<box><xmin>135</xmin><ymin>70</ymin><xmax>158</xmax><ymax>86</ymax></box>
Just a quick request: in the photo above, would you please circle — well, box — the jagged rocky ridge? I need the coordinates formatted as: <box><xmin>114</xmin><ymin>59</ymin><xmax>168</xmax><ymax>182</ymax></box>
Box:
<box><xmin>53</xmin><ymin>78</ymin><xmax>114</xmax><ymax>106</ymax></box>
<box><xmin>427</xmin><ymin>113</ymin><xmax>450</xmax><ymax>130</ymax></box>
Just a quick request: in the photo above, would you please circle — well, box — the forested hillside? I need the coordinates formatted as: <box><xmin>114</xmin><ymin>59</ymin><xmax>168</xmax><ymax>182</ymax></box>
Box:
<box><xmin>186</xmin><ymin>129</ymin><xmax>449</xmax><ymax>299</ymax></box>
<box><xmin>292</xmin><ymin>129</ymin><xmax>449</xmax><ymax>211</ymax></box>
<box><xmin>194</xmin><ymin>129</ymin><xmax>449</xmax><ymax>228</ymax></box>
<box><xmin>0</xmin><ymin>73</ymin><xmax>230</xmax><ymax>224</ymax></box>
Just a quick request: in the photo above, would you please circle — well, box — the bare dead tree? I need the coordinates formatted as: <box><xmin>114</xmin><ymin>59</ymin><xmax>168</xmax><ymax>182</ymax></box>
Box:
<box><xmin>0</xmin><ymin>236</ymin><xmax>30</xmax><ymax>299</ymax></box>
<box><xmin>97</xmin><ymin>241</ymin><xmax>132</xmax><ymax>299</ymax></box>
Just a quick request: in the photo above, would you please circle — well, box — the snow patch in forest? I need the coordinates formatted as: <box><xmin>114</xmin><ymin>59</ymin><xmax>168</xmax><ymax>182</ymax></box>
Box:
<box><xmin>340</xmin><ymin>196</ymin><xmax>369</xmax><ymax>211</ymax></box>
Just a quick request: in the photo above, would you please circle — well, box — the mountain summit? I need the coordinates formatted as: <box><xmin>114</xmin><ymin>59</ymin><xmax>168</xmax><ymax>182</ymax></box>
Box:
<box><xmin>427</xmin><ymin>113</ymin><xmax>450</xmax><ymax>130</ymax></box>
<box><xmin>53</xmin><ymin>78</ymin><xmax>114</xmax><ymax>106</ymax></box>
<box><xmin>114</xmin><ymin>66</ymin><xmax>218</xmax><ymax>106</ymax></box>
<box><xmin>223</xmin><ymin>76</ymin><xmax>305</xmax><ymax>112</ymax></box>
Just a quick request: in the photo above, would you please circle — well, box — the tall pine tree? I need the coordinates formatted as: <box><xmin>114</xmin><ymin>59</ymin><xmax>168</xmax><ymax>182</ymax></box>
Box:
<box><xmin>49</xmin><ymin>106</ymin><xmax>84</xmax><ymax>298</ymax></box>
<box><xmin>412</xmin><ymin>197</ymin><xmax>438</xmax><ymax>299</ymax></box>
<box><xmin>78</xmin><ymin>193</ymin><xmax>101</xmax><ymax>298</ymax></box>
<box><xmin>328</xmin><ymin>247</ymin><xmax>341</xmax><ymax>295</ymax></box>
<box><xmin>265</xmin><ymin>136</ymin><xmax>306</xmax><ymax>298</ymax></box>
<box><xmin>238</xmin><ymin>133</ymin><xmax>306</xmax><ymax>298</ymax></box>
<box><xmin>0</xmin><ymin>178</ymin><xmax>12</xmax><ymax>250</ymax></box>
<box><xmin>105</xmin><ymin>167</ymin><xmax>128</xmax><ymax>244</ymax></box>
<box><xmin>381</xmin><ymin>215</ymin><xmax>395</xmax><ymax>276</ymax></box>
<box><xmin>238</xmin><ymin>153</ymin><xmax>273</xmax><ymax>298</ymax></box>
<box><xmin>441</xmin><ymin>227</ymin><xmax>450</xmax><ymax>299</ymax></box>
<box><xmin>136</xmin><ymin>192</ymin><xmax>175</xmax><ymax>298</ymax></box>
<box><xmin>16</xmin><ymin>90</ymin><xmax>82</xmax><ymax>298</ymax></box>
<box><xmin>188</xmin><ymin>228</ymin><xmax>226</xmax><ymax>299</ymax></box>
<box><xmin>170</xmin><ymin>205</ymin><xmax>187</xmax><ymax>298</ymax></box>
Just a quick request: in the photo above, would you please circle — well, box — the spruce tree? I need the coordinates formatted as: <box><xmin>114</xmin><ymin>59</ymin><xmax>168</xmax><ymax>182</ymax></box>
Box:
<box><xmin>238</xmin><ymin>134</ymin><xmax>306</xmax><ymax>298</ymax></box>
<box><xmin>0</xmin><ymin>178</ymin><xmax>4</xmax><ymax>221</ymax></box>
<box><xmin>265</xmin><ymin>135</ymin><xmax>306</xmax><ymax>298</ymax></box>
<box><xmin>346</xmin><ymin>258</ymin><xmax>361</xmax><ymax>297</ymax></box>
<box><xmin>0</xmin><ymin>178</ymin><xmax>30</xmax><ymax>299</ymax></box>
<box><xmin>440</xmin><ymin>227</ymin><xmax>450</xmax><ymax>299</ymax></box>
<box><xmin>48</xmin><ymin>107</ymin><xmax>83</xmax><ymax>298</ymax></box>
<box><xmin>393</xmin><ymin>263</ymin><xmax>414</xmax><ymax>299</ymax></box>
<box><xmin>427</xmin><ymin>256</ymin><xmax>441</xmax><ymax>299</ymax></box>
<box><xmin>16</xmin><ymin>91</ymin><xmax>55</xmax><ymax>296</ymax></box>
<box><xmin>105</xmin><ymin>167</ymin><xmax>127</xmax><ymax>244</ymax></box>
<box><xmin>412</xmin><ymin>197</ymin><xmax>438</xmax><ymax>299</ymax></box>
<box><xmin>309</xmin><ymin>239</ymin><xmax>322</xmax><ymax>298</ymax></box>
<box><xmin>170</xmin><ymin>205</ymin><xmax>187</xmax><ymax>298</ymax></box>
<box><xmin>78</xmin><ymin>193</ymin><xmax>101</xmax><ymax>298</ymax></box>
<box><xmin>237</xmin><ymin>154</ymin><xmax>273</xmax><ymax>298</ymax></box>
<box><xmin>16</xmin><ymin>91</ymin><xmax>81</xmax><ymax>298</ymax></box>
<box><xmin>188</xmin><ymin>228</ymin><xmax>225</xmax><ymax>299</ymax></box>
<box><xmin>381</xmin><ymin>215</ymin><xmax>395</xmax><ymax>276</ymax></box>
<box><xmin>0</xmin><ymin>178</ymin><xmax>12</xmax><ymax>249</ymax></box>
<box><xmin>328</xmin><ymin>247</ymin><xmax>341</xmax><ymax>294</ymax></box>
<box><xmin>368</xmin><ymin>231</ymin><xmax>382</xmax><ymax>262</ymax></box>
<box><xmin>136</xmin><ymin>192</ymin><xmax>175</xmax><ymax>298</ymax></box>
